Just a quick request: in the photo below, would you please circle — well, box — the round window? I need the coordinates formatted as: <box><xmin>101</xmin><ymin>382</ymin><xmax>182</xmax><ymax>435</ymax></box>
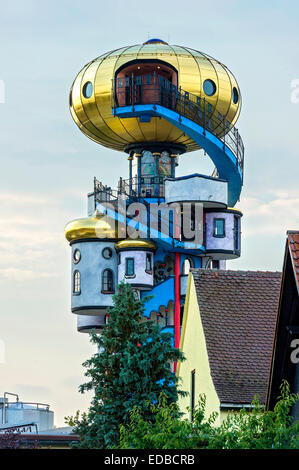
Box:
<box><xmin>73</xmin><ymin>249</ymin><xmax>81</xmax><ymax>264</ymax></box>
<box><xmin>83</xmin><ymin>81</ymin><xmax>93</xmax><ymax>99</ymax></box>
<box><xmin>203</xmin><ymin>79</ymin><xmax>216</xmax><ymax>96</ymax></box>
<box><xmin>102</xmin><ymin>247</ymin><xmax>113</xmax><ymax>259</ymax></box>
<box><xmin>232</xmin><ymin>87</ymin><xmax>239</xmax><ymax>104</ymax></box>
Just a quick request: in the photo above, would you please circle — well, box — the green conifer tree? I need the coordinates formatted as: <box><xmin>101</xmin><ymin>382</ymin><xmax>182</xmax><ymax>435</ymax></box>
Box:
<box><xmin>67</xmin><ymin>282</ymin><xmax>185</xmax><ymax>448</ymax></box>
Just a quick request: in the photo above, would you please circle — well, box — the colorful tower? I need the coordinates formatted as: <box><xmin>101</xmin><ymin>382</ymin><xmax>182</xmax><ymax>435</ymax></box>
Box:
<box><xmin>65</xmin><ymin>39</ymin><xmax>244</xmax><ymax>352</ymax></box>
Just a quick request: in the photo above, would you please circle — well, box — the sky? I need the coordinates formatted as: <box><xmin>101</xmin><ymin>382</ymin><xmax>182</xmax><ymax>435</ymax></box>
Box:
<box><xmin>0</xmin><ymin>0</ymin><xmax>299</xmax><ymax>426</ymax></box>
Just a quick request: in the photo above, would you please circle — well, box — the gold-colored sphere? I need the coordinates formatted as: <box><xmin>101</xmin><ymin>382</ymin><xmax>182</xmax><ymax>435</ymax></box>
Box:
<box><xmin>69</xmin><ymin>41</ymin><xmax>241</xmax><ymax>153</ymax></box>
<box><xmin>64</xmin><ymin>216</ymin><xmax>118</xmax><ymax>242</ymax></box>
<box><xmin>115</xmin><ymin>238</ymin><xmax>157</xmax><ymax>251</ymax></box>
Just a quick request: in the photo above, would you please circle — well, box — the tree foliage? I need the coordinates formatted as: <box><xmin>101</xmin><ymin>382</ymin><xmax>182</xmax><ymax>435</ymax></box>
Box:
<box><xmin>66</xmin><ymin>282</ymin><xmax>185</xmax><ymax>448</ymax></box>
<box><xmin>118</xmin><ymin>381</ymin><xmax>299</xmax><ymax>449</ymax></box>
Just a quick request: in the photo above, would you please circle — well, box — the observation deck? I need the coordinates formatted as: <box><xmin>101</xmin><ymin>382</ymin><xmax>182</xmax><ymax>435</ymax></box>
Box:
<box><xmin>112</xmin><ymin>74</ymin><xmax>244</xmax><ymax>207</ymax></box>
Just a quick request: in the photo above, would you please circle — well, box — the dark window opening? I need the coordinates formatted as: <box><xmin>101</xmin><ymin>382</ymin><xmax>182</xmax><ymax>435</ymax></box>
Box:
<box><xmin>212</xmin><ymin>260</ymin><xmax>220</xmax><ymax>270</ymax></box>
<box><xmin>180</xmin><ymin>304</ymin><xmax>185</xmax><ymax>327</ymax></box>
<box><xmin>234</xmin><ymin>215</ymin><xmax>240</xmax><ymax>251</ymax></box>
<box><xmin>146</xmin><ymin>253</ymin><xmax>152</xmax><ymax>272</ymax></box>
<box><xmin>102</xmin><ymin>269</ymin><xmax>114</xmax><ymax>293</ymax></box>
<box><xmin>232</xmin><ymin>87</ymin><xmax>239</xmax><ymax>104</ymax></box>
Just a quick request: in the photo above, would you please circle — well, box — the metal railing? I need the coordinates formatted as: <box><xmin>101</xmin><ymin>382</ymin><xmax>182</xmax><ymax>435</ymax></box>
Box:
<box><xmin>92</xmin><ymin>175</ymin><xmax>165</xmax><ymax>208</ymax></box>
<box><xmin>112</xmin><ymin>74</ymin><xmax>244</xmax><ymax>180</ymax></box>
<box><xmin>4</xmin><ymin>402</ymin><xmax>50</xmax><ymax>411</ymax></box>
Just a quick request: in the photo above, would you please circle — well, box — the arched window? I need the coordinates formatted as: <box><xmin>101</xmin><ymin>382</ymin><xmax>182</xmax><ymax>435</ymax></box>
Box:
<box><xmin>102</xmin><ymin>269</ymin><xmax>114</xmax><ymax>293</ymax></box>
<box><xmin>182</xmin><ymin>258</ymin><xmax>194</xmax><ymax>275</ymax></box>
<box><xmin>73</xmin><ymin>270</ymin><xmax>81</xmax><ymax>294</ymax></box>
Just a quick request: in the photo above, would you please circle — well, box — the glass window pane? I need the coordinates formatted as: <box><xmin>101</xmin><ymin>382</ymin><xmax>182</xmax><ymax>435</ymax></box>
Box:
<box><xmin>74</xmin><ymin>271</ymin><xmax>81</xmax><ymax>293</ymax></box>
<box><xmin>214</xmin><ymin>218</ymin><xmax>225</xmax><ymax>237</ymax></box>
<box><xmin>126</xmin><ymin>258</ymin><xmax>135</xmax><ymax>276</ymax></box>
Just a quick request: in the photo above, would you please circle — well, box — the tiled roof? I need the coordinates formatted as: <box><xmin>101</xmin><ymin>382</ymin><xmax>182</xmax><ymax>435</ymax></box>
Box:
<box><xmin>287</xmin><ymin>231</ymin><xmax>299</xmax><ymax>293</ymax></box>
<box><xmin>191</xmin><ymin>269</ymin><xmax>281</xmax><ymax>404</ymax></box>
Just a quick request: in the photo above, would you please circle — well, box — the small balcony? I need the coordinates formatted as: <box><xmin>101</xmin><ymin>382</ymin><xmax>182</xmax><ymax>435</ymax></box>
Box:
<box><xmin>164</xmin><ymin>174</ymin><xmax>228</xmax><ymax>208</ymax></box>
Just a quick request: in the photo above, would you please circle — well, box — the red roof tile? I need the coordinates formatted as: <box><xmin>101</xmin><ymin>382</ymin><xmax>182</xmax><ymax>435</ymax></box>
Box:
<box><xmin>287</xmin><ymin>231</ymin><xmax>299</xmax><ymax>293</ymax></box>
<box><xmin>191</xmin><ymin>269</ymin><xmax>281</xmax><ymax>404</ymax></box>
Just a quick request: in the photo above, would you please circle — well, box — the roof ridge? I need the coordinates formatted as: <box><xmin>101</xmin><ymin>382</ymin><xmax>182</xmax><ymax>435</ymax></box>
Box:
<box><xmin>192</xmin><ymin>268</ymin><xmax>281</xmax><ymax>275</ymax></box>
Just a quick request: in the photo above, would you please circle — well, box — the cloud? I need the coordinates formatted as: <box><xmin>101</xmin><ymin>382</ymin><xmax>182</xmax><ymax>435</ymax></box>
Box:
<box><xmin>0</xmin><ymin>268</ymin><xmax>56</xmax><ymax>282</ymax></box>
<box><xmin>0</xmin><ymin>190</ymin><xmax>68</xmax><ymax>283</ymax></box>
<box><xmin>236</xmin><ymin>191</ymin><xmax>299</xmax><ymax>237</ymax></box>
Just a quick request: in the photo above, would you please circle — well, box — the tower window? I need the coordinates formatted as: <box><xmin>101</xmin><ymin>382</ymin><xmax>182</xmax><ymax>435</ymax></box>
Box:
<box><xmin>232</xmin><ymin>87</ymin><xmax>239</xmax><ymax>104</ymax></box>
<box><xmin>125</xmin><ymin>258</ymin><xmax>135</xmax><ymax>277</ymax></box>
<box><xmin>82</xmin><ymin>81</ymin><xmax>93</xmax><ymax>99</ymax></box>
<box><xmin>234</xmin><ymin>215</ymin><xmax>240</xmax><ymax>251</ymax></box>
<box><xmin>102</xmin><ymin>269</ymin><xmax>114</xmax><ymax>293</ymax></box>
<box><xmin>203</xmin><ymin>79</ymin><xmax>216</xmax><ymax>97</ymax></box>
<box><xmin>146</xmin><ymin>253</ymin><xmax>152</xmax><ymax>272</ymax></box>
<box><xmin>182</xmin><ymin>258</ymin><xmax>194</xmax><ymax>275</ymax></box>
<box><xmin>73</xmin><ymin>249</ymin><xmax>81</xmax><ymax>264</ymax></box>
<box><xmin>213</xmin><ymin>218</ymin><xmax>225</xmax><ymax>238</ymax></box>
<box><xmin>73</xmin><ymin>270</ymin><xmax>81</xmax><ymax>295</ymax></box>
<box><xmin>102</xmin><ymin>247</ymin><xmax>113</xmax><ymax>259</ymax></box>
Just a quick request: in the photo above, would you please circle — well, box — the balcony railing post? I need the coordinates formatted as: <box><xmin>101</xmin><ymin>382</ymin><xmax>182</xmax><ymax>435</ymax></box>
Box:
<box><xmin>203</xmin><ymin>97</ymin><xmax>206</xmax><ymax>135</ymax></box>
<box><xmin>131</xmin><ymin>73</ymin><xmax>134</xmax><ymax>110</ymax></box>
<box><xmin>179</xmin><ymin>86</ymin><xmax>182</xmax><ymax>116</ymax></box>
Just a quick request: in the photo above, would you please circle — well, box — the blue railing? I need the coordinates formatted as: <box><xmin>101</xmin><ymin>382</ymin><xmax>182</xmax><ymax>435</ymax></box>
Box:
<box><xmin>112</xmin><ymin>75</ymin><xmax>244</xmax><ymax>182</ymax></box>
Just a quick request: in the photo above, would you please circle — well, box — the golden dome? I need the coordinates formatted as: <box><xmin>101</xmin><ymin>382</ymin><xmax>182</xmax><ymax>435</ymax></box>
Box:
<box><xmin>115</xmin><ymin>239</ymin><xmax>157</xmax><ymax>251</ymax></box>
<box><xmin>64</xmin><ymin>215</ymin><xmax>119</xmax><ymax>242</ymax></box>
<box><xmin>69</xmin><ymin>41</ymin><xmax>241</xmax><ymax>153</ymax></box>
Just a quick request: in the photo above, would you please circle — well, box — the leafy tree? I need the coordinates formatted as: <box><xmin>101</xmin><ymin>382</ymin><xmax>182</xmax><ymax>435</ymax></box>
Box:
<box><xmin>118</xmin><ymin>393</ymin><xmax>216</xmax><ymax>449</ymax></box>
<box><xmin>117</xmin><ymin>381</ymin><xmax>299</xmax><ymax>449</ymax></box>
<box><xmin>209</xmin><ymin>381</ymin><xmax>299</xmax><ymax>449</ymax></box>
<box><xmin>66</xmin><ymin>282</ymin><xmax>185</xmax><ymax>449</ymax></box>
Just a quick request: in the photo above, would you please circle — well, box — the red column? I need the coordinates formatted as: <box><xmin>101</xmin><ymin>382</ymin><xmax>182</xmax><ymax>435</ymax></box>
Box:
<box><xmin>174</xmin><ymin>253</ymin><xmax>181</xmax><ymax>348</ymax></box>
<box><xmin>174</xmin><ymin>253</ymin><xmax>181</xmax><ymax>373</ymax></box>
<box><xmin>173</xmin><ymin>206</ymin><xmax>181</xmax><ymax>373</ymax></box>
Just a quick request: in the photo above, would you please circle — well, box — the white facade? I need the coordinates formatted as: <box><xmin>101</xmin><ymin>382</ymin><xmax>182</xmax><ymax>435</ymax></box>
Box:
<box><xmin>164</xmin><ymin>174</ymin><xmax>228</xmax><ymax>207</ymax></box>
